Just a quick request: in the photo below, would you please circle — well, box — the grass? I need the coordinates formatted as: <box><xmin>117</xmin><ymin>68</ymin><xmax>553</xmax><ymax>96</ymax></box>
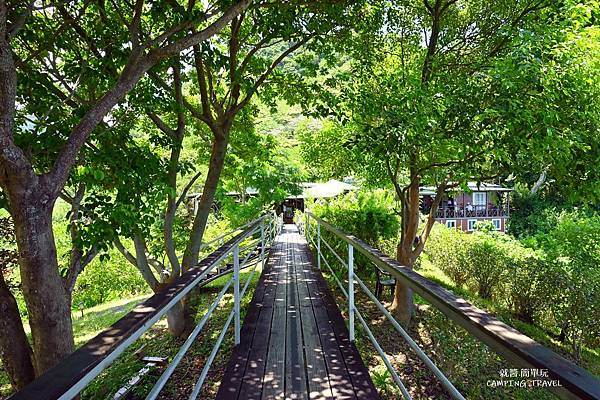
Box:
<box><xmin>81</xmin><ymin>269</ymin><xmax>261</xmax><ymax>400</ymax></box>
<box><xmin>0</xmin><ymin>295</ymin><xmax>151</xmax><ymax>399</ymax></box>
<box><xmin>0</xmin><ymin>269</ymin><xmax>261</xmax><ymax>400</ymax></box>
<box><xmin>71</xmin><ymin>294</ymin><xmax>152</xmax><ymax>345</ymax></box>
<box><xmin>320</xmin><ymin>255</ymin><xmax>599</xmax><ymax>400</ymax></box>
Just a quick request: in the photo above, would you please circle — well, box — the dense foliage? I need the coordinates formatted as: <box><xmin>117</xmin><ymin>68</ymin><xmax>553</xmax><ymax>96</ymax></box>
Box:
<box><xmin>312</xmin><ymin>190</ymin><xmax>399</xmax><ymax>246</ymax></box>
<box><xmin>297</xmin><ymin>0</ymin><xmax>600</xmax><ymax>325</ymax></box>
<box><xmin>1</xmin><ymin>0</ymin><xmax>600</xmax><ymax>396</ymax></box>
<box><xmin>426</xmin><ymin>219</ymin><xmax>600</xmax><ymax>360</ymax></box>
<box><xmin>306</xmin><ymin>190</ymin><xmax>399</xmax><ymax>278</ymax></box>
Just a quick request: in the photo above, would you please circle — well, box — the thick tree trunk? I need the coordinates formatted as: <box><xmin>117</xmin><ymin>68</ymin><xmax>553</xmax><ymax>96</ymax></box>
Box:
<box><xmin>182</xmin><ymin>130</ymin><xmax>229</xmax><ymax>270</ymax></box>
<box><xmin>391</xmin><ymin>242</ymin><xmax>415</xmax><ymax>327</ymax></box>
<box><xmin>166</xmin><ymin>301</ymin><xmax>189</xmax><ymax>336</ymax></box>
<box><xmin>0</xmin><ymin>273</ymin><xmax>35</xmax><ymax>390</ymax></box>
<box><xmin>11</xmin><ymin>195</ymin><xmax>74</xmax><ymax>376</ymax></box>
<box><xmin>390</xmin><ymin>167</ymin><xmax>421</xmax><ymax>326</ymax></box>
<box><xmin>175</xmin><ymin>129</ymin><xmax>229</xmax><ymax>337</ymax></box>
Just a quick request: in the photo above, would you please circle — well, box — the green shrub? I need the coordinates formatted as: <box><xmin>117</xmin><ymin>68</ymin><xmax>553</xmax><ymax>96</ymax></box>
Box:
<box><xmin>73</xmin><ymin>250</ymin><xmax>150</xmax><ymax>309</ymax></box>
<box><xmin>312</xmin><ymin>189</ymin><xmax>399</xmax><ymax>246</ymax></box>
<box><xmin>310</xmin><ymin>189</ymin><xmax>400</xmax><ymax>276</ymax></box>
<box><xmin>427</xmin><ymin>224</ymin><xmax>543</xmax><ymax>310</ymax></box>
<box><xmin>466</xmin><ymin>232</ymin><xmax>508</xmax><ymax>300</ymax></box>
<box><xmin>532</xmin><ymin>213</ymin><xmax>600</xmax><ymax>357</ymax></box>
<box><xmin>427</xmin><ymin>223</ymin><xmax>509</xmax><ymax>300</ymax></box>
<box><xmin>503</xmin><ymin>242</ymin><xmax>547</xmax><ymax>324</ymax></box>
<box><xmin>426</xmin><ymin>224</ymin><xmax>471</xmax><ymax>288</ymax></box>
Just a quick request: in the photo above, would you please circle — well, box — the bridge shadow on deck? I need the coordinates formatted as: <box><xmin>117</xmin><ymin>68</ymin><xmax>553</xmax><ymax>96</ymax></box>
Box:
<box><xmin>216</xmin><ymin>224</ymin><xmax>380</xmax><ymax>400</ymax></box>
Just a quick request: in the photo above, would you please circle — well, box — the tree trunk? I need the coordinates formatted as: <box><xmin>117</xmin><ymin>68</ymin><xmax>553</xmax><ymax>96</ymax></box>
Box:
<box><xmin>389</xmin><ymin>166</ymin><xmax>421</xmax><ymax>326</ymax></box>
<box><xmin>176</xmin><ymin>128</ymin><xmax>229</xmax><ymax>337</ymax></box>
<box><xmin>0</xmin><ymin>272</ymin><xmax>35</xmax><ymax>390</ymax></box>
<box><xmin>182</xmin><ymin>130</ymin><xmax>229</xmax><ymax>270</ymax></box>
<box><xmin>391</xmin><ymin>242</ymin><xmax>415</xmax><ymax>327</ymax></box>
<box><xmin>11</xmin><ymin>194</ymin><xmax>75</xmax><ymax>376</ymax></box>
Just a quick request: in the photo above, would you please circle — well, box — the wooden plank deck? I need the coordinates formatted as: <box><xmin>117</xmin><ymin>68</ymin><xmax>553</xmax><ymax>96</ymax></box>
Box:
<box><xmin>216</xmin><ymin>224</ymin><xmax>380</xmax><ymax>400</ymax></box>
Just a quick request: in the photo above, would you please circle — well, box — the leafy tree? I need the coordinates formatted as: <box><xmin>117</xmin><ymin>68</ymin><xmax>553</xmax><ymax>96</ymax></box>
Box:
<box><xmin>297</xmin><ymin>119</ymin><xmax>356</xmax><ymax>181</ymax></box>
<box><xmin>320</xmin><ymin>0</ymin><xmax>600</xmax><ymax>325</ymax></box>
<box><xmin>222</xmin><ymin>124</ymin><xmax>303</xmax><ymax>206</ymax></box>
<box><xmin>108</xmin><ymin>1</ymin><xmax>368</xmax><ymax>335</ymax></box>
<box><xmin>0</xmin><ymin>0</ymin><xmax>251</xmax><ymax>387</ymax></box>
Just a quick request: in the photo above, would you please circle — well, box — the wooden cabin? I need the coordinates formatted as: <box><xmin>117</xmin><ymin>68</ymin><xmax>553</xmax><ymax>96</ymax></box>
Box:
<box><xmin>420</xmin><ymin>182</ymin><xmax>512</xmax><ymax>232</ymax></box>
<box><xmin>278</xmin><ymin>179</ymin><xmax>357</xmax><ymax>223</ymax></box>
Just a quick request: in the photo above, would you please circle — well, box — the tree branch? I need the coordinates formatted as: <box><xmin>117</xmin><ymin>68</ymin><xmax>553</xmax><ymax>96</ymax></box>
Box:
<box><xmin>236</xmin><ymin>35</ymin><xmax>314</xmax><ymax>112</ymax></box>
<box><xmin>412</xmin><ymin>178</ymin><xmax>448</xmax><ymax>257</ymax></box>
<box><xmin>0</xmin><ymin>3</ymin><xmax>35</xmax><ymax>190</ymax></box>
<box><xmin>176</xmin><ymin>170</ymin><xmax>203</xmax><ymax>209</ymax></box>
<box><xmin>47</xmin><ymin>0</ymin><xmax>249</xmax><ymax>197</ymax></box>
<box><xmin>146</xmin><ymin>111</ymin><xmax>177</xmax><ymax>139</ymax></box>
<box><xmin>133</xmin><ymin>234</ymin><xmax>160</xmax><ymax>291</ymax></box>
<box><xmin>130</xmin><ymin>0</ymin><xmax>145</xmax><ymax>52</ymax></box>
<box><xmin>64</xmin><ymin>183</ymin><xmax>99</xmax><ymax>292</ymax></box>
<box><xmin>114</xmin><ymin>236</ymin><xmax>138</xmax><ymax>266</ymax></box>
<box><xmin>191</xmin><ymin>45</ymin><xmax>214</xmax><ymax>124</ymax></box>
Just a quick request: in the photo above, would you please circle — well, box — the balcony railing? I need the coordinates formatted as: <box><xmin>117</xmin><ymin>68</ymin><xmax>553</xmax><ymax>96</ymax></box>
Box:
<box><xmin>434</xmin><ymin>205</ymin><xmax>508</xmax><ymax>219</ymax></box>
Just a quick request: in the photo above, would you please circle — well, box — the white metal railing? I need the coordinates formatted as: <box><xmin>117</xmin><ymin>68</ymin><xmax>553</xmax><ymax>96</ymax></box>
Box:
<box><xmin>148</xmin><ymin>212</ymin><xmax>281</xmax><ymax>400</ymax></box>
<box><xmin>147</xmin><ymin>213</ymin><xmax>281</xmax><ymax>400</ymax></box>
<box><xmin>298</xmin><ymin>212</ymin><xmax>600</xmax><ymax>400</ymax></box>
<box><xmin>10</xmin><ymin>212</ymin><xmax>282</xmax><ymax>400</ymax></box>
<box><xmin>298</xmin><ymin>212</ymin><xmax>464</xmax><ymax>400</ymax></box>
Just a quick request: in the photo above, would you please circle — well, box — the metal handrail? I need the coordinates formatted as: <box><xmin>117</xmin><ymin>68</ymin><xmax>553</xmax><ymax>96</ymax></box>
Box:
<box><xmin>198</xmin><ymin>218</ymin><xmax>258</xmax><ymax>251</ymax></box>
<box><xmin>302</xmin><ymin>212</ymin><xmax>600</xmax><ymax>400</ymax></box>
<box><xmin>9</xmin><ymin>212</ymin><xmax>282</xmax><ymax>400</ymax></box>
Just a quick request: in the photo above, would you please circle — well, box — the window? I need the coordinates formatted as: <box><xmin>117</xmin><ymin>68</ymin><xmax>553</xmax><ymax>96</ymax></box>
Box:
<box><xmin>473</xmin><ymin>192</ymin><xmax>486</xmax><ymax>206</ymax></box>
<box><xmin>446</xmin><ymin>220</ymin><xmax>457</xmax><ymax>228</ymax></box>
<box><xmin>467</xmin><ymin>219</ymin><xmax>477</xmax><ymax>231</ymax></box>
<box><xmin>492</xmin><ymin>219</ymin><xmax>501</xmax><ymax>231</ymax></box>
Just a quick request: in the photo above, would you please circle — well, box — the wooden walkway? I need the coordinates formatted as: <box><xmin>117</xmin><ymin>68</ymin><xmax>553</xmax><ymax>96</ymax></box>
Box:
<box><xmin>216</xmin><ymin>224</ymin><xmax>380</xmax><ymax>400</ymax></box>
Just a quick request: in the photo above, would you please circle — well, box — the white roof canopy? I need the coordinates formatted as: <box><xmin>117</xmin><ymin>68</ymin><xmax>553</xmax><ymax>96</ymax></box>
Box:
<box><xmin>420</xmin><ymin>182</ymin><xmax>513</xmax><ymax>196</ymax></box>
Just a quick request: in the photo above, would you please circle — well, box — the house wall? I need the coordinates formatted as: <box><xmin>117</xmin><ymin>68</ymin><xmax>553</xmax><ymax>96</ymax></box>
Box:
<box><xmin>439</xmin><ymin>217</ymin><xmax>506</xmax><ymax>233</ymax></box>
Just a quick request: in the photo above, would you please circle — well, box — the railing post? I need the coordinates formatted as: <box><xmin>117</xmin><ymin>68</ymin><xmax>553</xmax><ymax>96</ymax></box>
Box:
<box><xmin>348</xmin><ymin>243</ymin><xmax>355</xmax><ymax>342</ymax></box>
<box><xmin>233</xmin><ymin>244</ymin><xmax>240</xmax><ymax>345</ymax></box>
<box><xmin>317</xmin><ymin>222</ymin><xmax>321</xmax><ymax>270</ymax></box>
<box><xmin>260</xmin><ymin>220</ymin><xmax>266</xmax><ymax>268</ymax></box>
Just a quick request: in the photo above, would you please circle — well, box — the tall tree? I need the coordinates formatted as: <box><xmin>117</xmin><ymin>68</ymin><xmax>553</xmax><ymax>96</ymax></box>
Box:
<box><xmin>325</xmin><ymin>0</ymin><xmax>600</xmax><ymax>325</ymax></box>
<box><xmin>0</xmin><ymin>0</ymin><xmax>249</xmax><ymax>388</ymax></box>
<box><xmin>126</xmin><ymin>0</ymin><xmax>365</xmax><ymax>334</ymax></box>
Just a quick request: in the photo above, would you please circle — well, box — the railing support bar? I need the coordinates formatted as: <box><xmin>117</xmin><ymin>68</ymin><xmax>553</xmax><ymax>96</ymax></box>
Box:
<box><xmin>145</xmin><ymin>278</ymin><xmax>233</xmax><ymax>400</ymax></box>
<box><xmin>233</xmin><ymin>244</ymin><xmax>241</xmax><ymax>345</ymax></box>
<box><xmin>189</xmin><ymin>310</ymin><xmax>235</xmax><ymax>399</ymax></box>
<box><xmin>260</xmin><ymin>220</ymin><xmax>266</xmax><ymax>269</ymax></box>
<box><xmin>317</xmin><ymin>222</ymin><xmax>321</xmax><ymax>270</ymax></box>
<box><xmin>348</xmin><ymin>243</ymin><xmax>355</xmax><ymax>342</ymax></box>
<box><xmin>355</xmin><ymin>309</ymin><xmax>412</xmax><ymax>400</ymax></box>
<box><xmin>354</xmin><ymin>275</ymin><xmax>465</xmax><ymax>400</ymax></box>
<box><xmin>306</xmin><ymin>213</ymin><xmax>311</xmax><ymax>243</ymax></box>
